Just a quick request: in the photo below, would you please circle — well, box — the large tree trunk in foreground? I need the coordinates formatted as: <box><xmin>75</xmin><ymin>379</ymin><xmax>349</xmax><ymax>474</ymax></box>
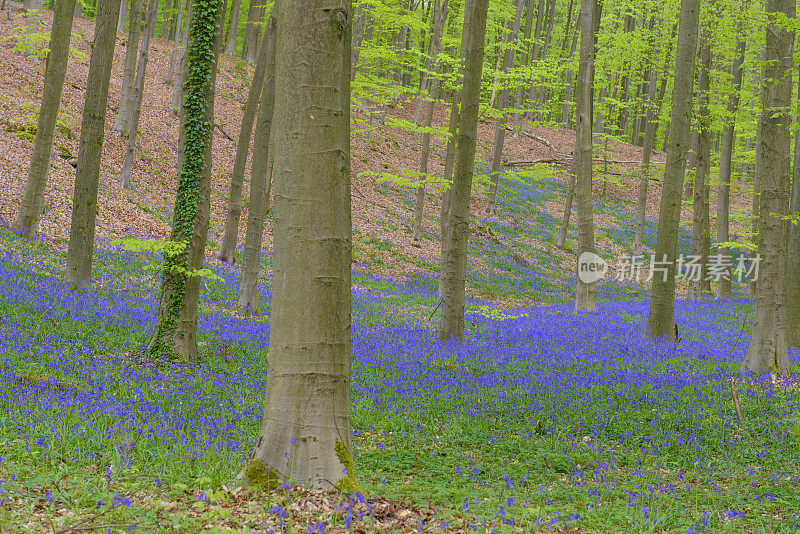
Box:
<box><xmin>121</xmin><ymin>0</ymin><xmax>158</xmax><ymax>189</ymax></box>
<box><xmin>236</xmin><ymin>16</ymin><xmax>277</xmax><ymax>314</ymax></box>
<box><xmin>689</xmin><ymin>30</ymin><xmax>711</xmax><ymax>298</ymax></box>
<box><xmin>646</xmin><ymin>0</ymin><xmax>700</xmax><ymax>339</ymax></box>
<box><xmin>246</xmin><ymin>0</ymin><xmax>354</xmax><ymax>491</ymax></box>
<box><xmin>743</xmin><ymin>0</ymin><xmax>794</xmax><ymax>375</ymax></box>
<box><xmin>16</xmin><ymin>0</ymin><xmax>76</xmax><ymax>238</ymax></box>
<box><xmin>65</xmin><ymin>0</ymin><xmax>122</xmax><ymax>287</ymax></box>
<box><xmin>573</xmin><ymin>0</ymin><xmax>601</xmax><ymax>312</ymax></box>
<box><xmin>785</xmin><ymin>68</ymin><xmax>800</xmax><ymax>347</ymax></box>
<box><xmin>218</xmin><ymin>29</ymin><xmax>273</xmax><ymax>263</ymax></box>
<box><xmin>484</xmin><ymin>0</ymin><xmax>524</xmax><ymax>216</ymax></box>
<box><xmin>114</xmin><ymin>0</ymin><xmax>143</xmax><ymax>133</ymax></box>
<box><xmin>148</xmin><ymin>0</ymin><xmax>225</xmax><ymax>360</ymax></box>
<box><xmin>438</xmin><ymin>0</ymin><xmax>489</xmax><ymax>341</ymax></box>
<box><xmin>716</xmin><ymin>31</ymin><xmax>745</xmax><ymax>299</ymax></box>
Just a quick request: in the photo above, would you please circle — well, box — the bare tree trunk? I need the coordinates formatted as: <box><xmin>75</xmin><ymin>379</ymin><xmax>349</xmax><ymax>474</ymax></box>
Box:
<box><xmin>689</xmin><ymin>29</ymin><xmax>711</xmax><ymax>298</ymax></box>
<box><xmin>573</xmin><ymin>0</ymin><xmax>600</xmax><ymax>312</ymax></box>
<box><xmin>558</xmin><ymin>173</ymin><xmax>575</xmax><ymax>248</ymax></box>
<box><xmin>117</xmin><ymin>0</ymin><xmax>128</xmax><ymax>32</ymax></box>
<box><xmin>240</xmin><ymin>0</ymin><xmax>264</xmax><ymax>63</ymax></box>
<box><xmin>165</xmin><ymin>0</ymin><xmax>185</xmax><ymax>84</ymax></box>
<box><xmin>524</xmin><ymin>0</ymin><xmax>545</xmax><ymax>119</ymax></box>
<box><xmin>511</xmin><ymin>0</ymin><xmax>536</xmax><ymax>137</ymax></box>
<box><xmin>121</xmin><ymin>0</ymin><xmax>158</xmax><ymax>189</ymax></box>
<box><xmin>235</xmin><ymin>17</ymin><xmax>278</xmax><ymax>313</ymax></box>
<box><xmin>439</xmin><ymin>0</ymin><xmax>489</xmax><ymax>341</ymax></box>
<box><xmin>15</xmin><ymin>0</ymin><xmax>76</xmax><ymax>238</ymax></box>
<box><xmin>485</xmin><ymin>0</ymin><xmax>524</xmax><ymax>216</ymax></box>
<box><xmin>413</xmin><ymin>0</ymin><xmax>445</xmax><ymax>125</ymax></box>
<box><xmin>560</xmin><ymin>28</ymin><xmax>579</xmax><ymax>127</ymax></box>
<box><xmin>224</xmin><ymin>0</ymin><xmax>241</xmax><ymax>55</ymax></box>
<box><xmin>716</xmin><ymin>27</ymin><xmax>745</xmax><ymax>299</ymax></box>
<box><xmin>784</xmin><ymin>67</ymin><xmax>800</xmax><ymax>347</ymax></box>
<box><xmin>218</xmin><ymin>26</ymin><xmax>272</xmax><ymax>264</ymax></box>
<box><xmin>65</xmin><ymin>0</ymin><xmax>123</xmax><ymax>287</ymax></box>
<box><xmin>743</xmin><ymin>0</ymin><xmax>794</xmax><ymax>375</ymax></box>
<box><xmin>114</xmin><ymin>0</ymin><xmax>143</xmax><ymax>133</ymax></box>
<box><xmin>148</xmin><ymin>0</ymin><xmax>225</xmax><ymax>359</ymax></box>
<box><xmin>684</xmin><ymin>127</ymin><xmax>698</xmax><ymax>199</ymax></box>
<box><xmin>170</xmin><ymin>0</ymin><xmax>190</xmax><ymax>110</ymax></box>
<box><xmin>247</xmin><ymin>0</ymin><xmax>354</xmax><ymax>491</ymax></box>
<box><xmin>634</xmin><ymin>21</ymin><xmax>677</xmax><ymax>254</ymax></box>
<box><xmin>646</xmin><ymin>0</ymin><xmax>700</xmax><ymax>339</ymax></box>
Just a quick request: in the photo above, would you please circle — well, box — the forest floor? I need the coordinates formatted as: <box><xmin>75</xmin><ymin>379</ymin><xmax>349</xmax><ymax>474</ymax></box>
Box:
<box><xmin>2</xmin><ymin>5</ymin><xmax>793</xmax><ymax>534</ymax></box>
<box><xmin>0</xmin><ymin>3</ymin><xmax>755</xmax><ymax>308</ymax></box>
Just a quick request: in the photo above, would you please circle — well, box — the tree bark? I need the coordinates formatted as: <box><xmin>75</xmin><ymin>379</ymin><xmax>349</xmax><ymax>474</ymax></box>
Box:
<box><xmin>689</xmin><ymin>29</ymin><xmax>711</xmax><ymax>298</ymax></box>
<box><xmin>247</xmin><ymin>0</ymin><xmax>354</xmax><ymax>491</ymax></box>
<box><xmin>784</xmin><ymin>66</ymin><xmax>800</xmax><ymax>347</ymax></box>
<box><xmin>485</xmin><ymin>0</ymin><xmax>524</xmax><ymax>216</ymax></box>
<box><xmin>114</xmin><ymin>0</ymin><xmax>143</xmax><ymax>133</ymax></box>
<box><xmin>148</xmin><ymin>0</ymin><xmax>225</xmax><ymax>359</ymax></box>
<box><xmin>224</xmin><ymin>0</ymin><xmax>240</xmax><ymax>55</ymax></box>
<box><xmin>573</xmin><ymin>0</ymin><xmax>601</xmax><ymax>312</ymax></box>
<box><xmin>169</xmin><ymin>0</ymin><xmax>191</xmax><ymax>109</ymax></box>
<box><xmin>165</xmin><ymin>0</ymin><xmax>185</xmax><ymax>84</ymax></box>
<box><xmin>524</xmin><ymin>0</ymin><xmax>545</xmax><ymax>119</ymax></box>
<box><xmin>645</xmin><ymin>0</ymin><xmax>700</xmax><ymax>339</ymax></box>
<box><xmin>15</xmin><ymin>0</ymin><xmax>76</xmax><ymax>238</ymax></box>
<box><xmin>65</xmin><ymin>0</ymin><xmax>122</xmax><ymax>287</ymax></box>
<box><xmin>743</xmin><ymin>0</ymin><xmax>794</xmax><ymax>375</ymax></box>
<box><xmin>511</xmin><ymin>0</ymin><xmax>537</xmax><ymax>137</ymax></box>
<box><xmin>240</xmin><ymin>0</ymin><xmax>264</xmax><ymax>63</ymax></box>
<box><xmin>716</xmin><ymin>26</ymin><xmax>745</xmax><ymax>299</ymax></box>
<box><xmin>235</xmin><ymin>16</ymin><xmax>277</xmax><ymax>313</ymax></box>
<box><xmin>438</xmin><ymin>0</ymin><xmax>489</xmax><ymax>341</ymax></box>
<box><xmin>117</xmin><ymin>0</ymin><xmax>128</xmax><ymax>32</ymax></box>
<box><xmin>218</xmin><ymin>26</ymin><xmax>274</xmax><ymax>264</ymax></box>
<box><xmin>121</xmin><ymin>0</ymin><xmax>158</xmax><ymax>189</ymax></box>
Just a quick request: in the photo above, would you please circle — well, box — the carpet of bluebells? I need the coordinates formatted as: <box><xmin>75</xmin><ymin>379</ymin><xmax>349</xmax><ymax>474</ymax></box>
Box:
<box><xmin>1</xmin><ymin>166</ymin><xmax>799</xmax><ymax>532</ymax></box>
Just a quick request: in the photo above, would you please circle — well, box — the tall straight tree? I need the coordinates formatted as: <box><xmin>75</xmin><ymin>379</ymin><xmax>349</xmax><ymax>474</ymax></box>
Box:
<box><xmin>785</xmin><ymin>67</ymin><xmax>800</xmax><ymax>347</ymax></box>
<box><xmin>246</xmin><ymin>0</ymin><xmax>355</xmax><ymax>489</ymax></box>
<box><xmin>236</xmin><ymin>16</ymin><xmax>277</xmax><ymax>313</ymax></box>
<box><xmin>485</xmin><ymin>0</ymin><xmax>524</xmax><ymax>216</ymax></box>
<box><xmin>438</xmin><ymin>0</ymin><xmax>490</xmax><ymax>341</ymax></box>
<box><xmin>689</xmin><ymin>29</ymin><xmax>711</xmax><ymax>298</ymax></box>
<box><xmin>149</xmin><ymin>0</ymin><xmax>225</xmax><ymax>359</ymax></box>
<box><xmin>240</xmin><ymin>0</ymin><xmax>264</xmax><ymax>63</ymax></box>
<box><xmin>716</xmin><ymin>14</ymin><xmax>746</xmax><ymax>299</ymax></box>
<box><xmin>65</xmin><ymin>0</ymin><xmax>123</xmax><ymax>287</ymax></box>
<box><xmin>645</xmin><ymin>0</ymin><xmax>700</xmax><ymax>339</ymax></box>
<box><xmin>573</xmin><ymin>0</ymin><xmax>601</xmax><ymax>312</ymax></box>
<box><xmin>218</xmin><ymin>28</ymin><xmax>274</xmax><ymax>263</ymax></box>
<box><xmin>16</xmin><ymin>0</ymin><xmax>77</xmax><ymax>238</ymax></box>
<box><xmin>114</xmin><ymin>0</ymin><xmax>143</xmax><ymax>133</ymax></box>
<box><xmin>224</xmin><ymin>0</ymin><xmax>241</xmax><ymax>55</ymax></box>
<box><xmin>743</xmin><ymin>0</ymin><xmax>794</xmax><ymax>375</ymax></box>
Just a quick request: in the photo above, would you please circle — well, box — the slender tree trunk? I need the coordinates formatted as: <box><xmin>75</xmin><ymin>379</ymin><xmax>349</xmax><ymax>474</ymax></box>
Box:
<box><xmin>511</xmin><ymin>0</ymin><xmax>536</xmax><ymax>137</ymax></box>
<box><xmin>218</xmin><ymin>27</ymin><xmax>273</xmax><ymax>264</ymax></box>
<box><xmin>689</xmin><ymin>29</ymin><xmax>711</xmax><ymax>298</ymax></box>
<box><xmin>114</xmin><ymin>0</ymin><xmax>143</xmax><ymax>133</ymax></box>
<box><xmin>65</xmin><ymin>0</ymin><xmax>122</xmax><ymax>287</ymax></box>
<box><xmin>413</xmin><ymin>0</ymin><xmax>449</xmax><ymax>243</ymax></box>
<box><xmin>646</xmin><ymin>0</ymin><xmax>700</xmax><ymax>339</ymax></box>
<box><xmin>558</xmin><ymin>174</ymin><xmax>575</xmax><ymax>248</ymax></box>
<box><xmin>170</xmin><ymin>0</ymin><xmax>190</xmax><ymax>110</ymax></box>
<box><xmin>117</xmin><ymin>0</ymin><xmax>128</xmax><ymax>32</ymax></box>
<box><xmin>224</xmin><ymin>0</ymin><xmax>241</xmax><ymax>55</ymax></box>
<box><xmin>413</xmin><ymin>0</ymin><xmax>445</xmax><ymax>125</ymax></box>
<box><xmin>241</xmin><ymin>0</ymin><xmax>264</xmax><ymax>63</ymax></box>
<box><xmin>121</xmin><ymin>0</ymin><xmax>158</xmax><ymax>189</ymax></box>
<box><xmin>165</xmin><ymin>0</ymin><xmax>185</xmax><ymax>84</ymax></box>
<box><xmin>784</xmin><ymin>67</ymin><xmax>800</xmax><ymax>347</ymax></box>
<box><xmin>716</xmin><ymin>28</ymin><xmax>745</xmax><ymax>299</ymax></box>
<box><xmin>74</xmin><ymin>0</ymin><xmax>81</xmax><ymax>17</ymax></box>
<box><xmin>743</xmin><ymin>0</ymin><xmax>794</xmax><ymax>375</ymax></box>
<box><xmin>160</xmin><ymin>0</ymin><xmax>171</xmax><ymax>37</ymax></box>
<box><xmin>485</xmin><ymin>0</ymin><xmax>524</xmax><ymax>216</ymax></box>
<box><xmin>15</xmin><ymin>0</ymin><xmax>76</xmax><ymax>238</ymax></box>
<box><xmin>235</xmin><ymin>17</ymin><xmax>278</xmax><ymax>313</ymax></box>
<box><xmin>168</xmin><ymin>0</ymin><xmax>179</xmax><ymax>38</ymax></box>
<box><xmin>524</xmin><ymin>0</ymin><xmax>545</xmax><ymax>119</ymax></box>
<box><xmin>349</xmin><ymin>5</ymin><xmax>365</xmax><ymax>82</ymax></box>
<box><xmin>438</xmin><ymin>0</ymin><xmax>489</xmax><ymax>341</ymax></box>
<box><xmin>634</xmin><ymin>22</ymin><xmax>677</xmax><ymax>254</ymax></box>
<box><xmin>573</xmin><ymin>0</ymin><xmax>601</xmax><ymax>312</ymax></box>
<box><xmin>148</xmin><ymin>0</ymin><xmax>225</xmax><ymax>359</ymax></box>
<box><xmin>247</xmin><ymin>0</ymin><xmax>354</xmax><ymax>490</ymax></box>
<box><xmin>561</xmin><ymin>28</ymin><xmax>579</xmax><ymax>127</ymax></box>
<box><xmin>535</xmin><ymin>0</ymin><xmax>556</xmax><ymax>121</ymax></box>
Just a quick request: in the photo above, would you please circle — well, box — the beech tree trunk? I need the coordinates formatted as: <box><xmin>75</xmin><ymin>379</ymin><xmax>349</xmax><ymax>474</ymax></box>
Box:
<box><xmin>165</xmin><ymin>0</ymin><xmax>185</xmax><ymax>84</ymax></box>
<box><xmin>511</xmin><ymin>0</ymin><xmax>536</xmax><ymax>136</ymax></box>
<box><xmin>246</xmin><ymin>0</ymin><xmax>354</xmax><ymax>491</ymax></box>
<box><xmin>573</xmin><ymin>0</ymin><xmax>600</xmax><ymax>312</ymax></box>
<box><xmin>170</xmin><ymin>0</ymin><xmax>190</xmax><ymax>110</ymax></box>
<box><xmin>485</xmin><ymin>0</ymin><xmax>524</xmax><ymax>216</ymax></box>
<box><xmin>121</xmin><ymin>0</ymin><xmax>158</xmax><ymax>189</ymax></box>
<box><xmin>65</xmin><ymin>0</ymin><xmax>123</xmax><ymax>287</ymax></box>
<box><xmin>438</xmin><ymin>0</ymin><xmax>489</xmax><ymax>341</ymax></box>
<box><xmin>224</xmin><ymin>0</ymin><xmax>241</xmax><ymax>55</ymax></box>
<box><xmin>148</xmin><ymin>0</ymin><xmax>225</xmax><ymax>360</ymax></box>
<box><xmin>689</xmin><ymin>29</ymin><xmax>711</xmax><ymax>298</ymax></box>
<box><xmin>240</xmin><ymin>0</ymin><xmax>264</xmax><ymax>63</ymax></box>
<box><xmin>743</xmin><ymin>0</ymin><xmax>794</xmax><ymax>375</ymax></box>
<box><xmin>646</xmin><ymin>0</ymin><xmax>700</xmax><ymax>339</ymax></box>
<box><xmin>117</xmin><ymin>0</ymin><xmax>128</xmax><ymax>32</ymax></box>
<box><xmin>218</xmin><ymin>26</ymin><xmax>274</xmax><ymax>264</ymax></box>
<box><xmin>716</xmin><ymin>29</ymin><xmax>745</xmax><ymax>299</ymax></box>
<box><xmin>784</xmin><ymin>67</ymin><xmax>800</xmax><ymax>347</ymax></box>
<box><xmin>16</xmin><ymin>0</ymin><xmax>76</xmax><ymax>238</ymax></box>
<box><xmin>236</xmin><ymin>16</ymin><xmax>277</xmax><ymax>313</ymax></box>
<box><xmin>114</xmin><ymin>0</ymin><xmax>143</xmax><ymax>133</ymax></box>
